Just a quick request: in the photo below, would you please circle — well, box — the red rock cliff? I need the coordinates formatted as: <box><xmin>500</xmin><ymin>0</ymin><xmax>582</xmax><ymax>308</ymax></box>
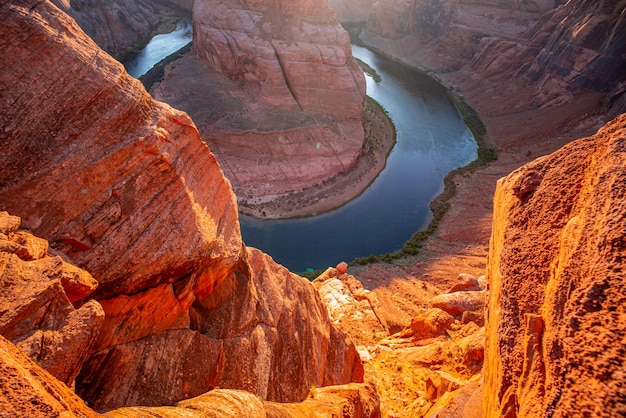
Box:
<box><xmin>329</xmin><ymin>0</ymin><xmax>375</xmax><ymax>22</ymax></box>
<box><xmin>484</xmin><ymin>114</ymin><xmax>626</xmax><ymax>417</ymax></box>
<box><xmin>193</xmin><ymin>0</ymin><xmax>365</xmax><ymax>118</ymax></box>
<box><xmin>362</xmin><ymin>0</ymin><xmax>626</xmax><ymax>113</ymax></box>
<box><xmin>154</xmin><ymin>0</ymin><xmax>367</xmax><ymax>207</ymax></box>
<box><xmin>1</xmin><ymin>0</ymin><xmax>362</xmax><ymax>412</ymax></box>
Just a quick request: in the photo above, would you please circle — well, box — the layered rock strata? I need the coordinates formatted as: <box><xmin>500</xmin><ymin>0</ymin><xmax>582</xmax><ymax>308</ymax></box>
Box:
<box><xmin>106</xmin><ymin>383</ymin><xmax>380</xmax><ymax>417</ymax></box>
<box><xmin>1</xmin><ymin>0</ymin><xmax>362</xmax><ymax>412</ymax></box>
<box><xmin>484</xmin><ymin>114</ymin><xmax>626</xmax><ymax>417</ymax></box>
<box><xmin>154</xmin><ymin>0</ymin><xmax>367</xmax><ymax>209</ymax></box>
<box><xmin>0</xmin><ymin>212</ymin><xmax>104</xmax><ymax>387</ymax></box>
<box><xmin>329</xmin><ymin>0</ymin><xmax>376</xmax><ymax>23</ymax></box>
<box><xmin>51</xmin><ymin>0</ymin><xmax>193</xmax><ymax>58</ymax></box>
<box><xmin>361</xmin><ymin>0</ymin><xmax>626</xmax><ymax>113</ymax></box>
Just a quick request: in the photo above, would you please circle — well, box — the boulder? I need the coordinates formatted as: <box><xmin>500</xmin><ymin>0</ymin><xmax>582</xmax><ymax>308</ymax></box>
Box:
<box><xmin>429</xmin><ymin>291</ymin><xmax>485</xmax><ymax>318</ymax></box>
<box><xmin>425</xmin><ymin>371</ymin><xmax>462</xmax><ymax>402</ymax></box>
<box><xmin>406</xmin><ymin>308</ymin><xmax>454</xmax><ymax>341</ymax></box>
<box><xmin>446</xmin><ymin>273</ymin><xmax>481</xmax><ymax>293</ymax></box>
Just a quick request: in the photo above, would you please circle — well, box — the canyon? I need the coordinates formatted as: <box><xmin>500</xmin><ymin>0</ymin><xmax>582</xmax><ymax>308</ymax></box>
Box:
<box><xmin>152</xmin><ymin>0</ymin><xmax>371</xmax><ymax>217</ymax></box>
<box><xmin>1</xmin><ymin>0</ymin><xmax>363</xmax><ymax>414</ymax></box>
<box><xmin>1</xmin><ymin>0</ymin><xmax>625</xmax><ymax>418</ymax></box>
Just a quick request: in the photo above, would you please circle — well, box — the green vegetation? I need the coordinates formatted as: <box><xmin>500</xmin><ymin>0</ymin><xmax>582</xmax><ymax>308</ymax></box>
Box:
<box><xmin>300</xmin><ymin>268</ymin><xmax>325</xmax><ymax>280</ymax></box>
<box><xmin>355</xmin><ymin>58</ymin><xmax>382</xmax><ymax>82</ymax></box>
<box><xmin>349</xmin><ymin>58</ymin><xmax>497</xmax><ymax>268</ymax></box>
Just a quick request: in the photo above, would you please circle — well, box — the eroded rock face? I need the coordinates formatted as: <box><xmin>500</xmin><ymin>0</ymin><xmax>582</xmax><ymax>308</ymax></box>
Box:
<box><xmin>361</xmin><ymin>0</ymin><xmax>626</xmax><ymax>112</ymax></box>
<box><xmin>0</xmin><ymin>334</ymin><xmax>102</xmax><ymax>418</ymax></box>
<box><xmin>1</xmin><ymin>0</ymin><xmax>363</xmax><ymax>412</ymax></box>
<box><xmin>1</xmin><ymin>0</ymin><xmax>243</xmax><ymax>303</ymax></box>
<box><xmin>77</xmin><ymin>248</ymin><xmax>364</xmax><ymax>411</ymax></box>
<box><xmin>329</xmin><ymin>0</ymin><xmax>375</xmax><ymax>23</ymax></box>
<box><xmin>484</xmin><ymin>114</ymin><xmax>626</xmax><ymax>417</ymax></box>
<box><xmin>193</xmin><ymin>0</ymin><xmax>364</xmax><ymax>117</ymax></box>
<box><xmin>313</xmin><ymin>264</ymin><xmax>389</xmax><ymax>346</ymax></box>
<box><xmin>155</xmin><ymin>0</ymin><xmax>366</xmax><ymax>204</ymax></box>
<box><xmin>106</xmin><ymin>383</ymin><xmax>380</xmax><ymax>418</ymax></box>
<box><xmin>0</xmin><ymin>212</ymin><xmax>104</xmax><ymax>387</ymax></box>
<box><xmin>51</xmin><ymin>0</ymin><xmax>192</xmax><ymax>57</ymax></box>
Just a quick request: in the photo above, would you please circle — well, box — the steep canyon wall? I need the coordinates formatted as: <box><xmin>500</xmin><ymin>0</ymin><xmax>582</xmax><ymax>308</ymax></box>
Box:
<box><xmin>484</xmin><ymin>113</ymin><xmax>626</xmax><ymax>417</ymax></box>
<box><xmin>0</xmin><ymin>0</ymin><xmax>362</xmax><ymax>412</ymax></box>
<box><xmin>361</xmin><ymin>0</ymin><xmax>626</xmax><ymax>112</ymax></box>
<box><xmin>51</xmin><ymin>0</ymin><xmax>193</xmax><ymax>58</ymax></box>
<box><xmin>153</xmin><ymin>0</ymin><xmax>367</xmax><ymax>208</ymax></box>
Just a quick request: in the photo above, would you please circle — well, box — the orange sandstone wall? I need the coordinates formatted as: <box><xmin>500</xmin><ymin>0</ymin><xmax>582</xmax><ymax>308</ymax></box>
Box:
<box><xmin>484</xmin><ymin>114</ymin><xmax>626</xmax><ymax>417</ymax></box>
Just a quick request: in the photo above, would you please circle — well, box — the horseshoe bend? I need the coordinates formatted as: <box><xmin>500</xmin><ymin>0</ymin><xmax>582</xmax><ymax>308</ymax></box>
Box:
<box><xmin>1</xmin><ymin>0</ymin><xmax>625</xmax><ymax>417</ymax></box>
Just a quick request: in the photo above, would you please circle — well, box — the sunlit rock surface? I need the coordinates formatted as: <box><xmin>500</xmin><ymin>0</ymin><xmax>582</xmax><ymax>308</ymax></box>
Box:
<box><xmin>0</xmin><ymin>212</ymin><xmax>104</xmax><ymax>387</ymax></box>
<box><xmin>484</xmin><ymin>113</ymin><xmax>626</xmax><ymax>417</ymax></box>
<box><xmin>0</xmin><ymin>334</ymin><xmax>103</xmax><ymax>418</ymax></box>
<box><xmin>106</xmin><ymin>383</ymin><xmax>380</xmax><ymax>418</ymax></box>
<box><xmin>1</xmin><ymin>0</ymin><xmax>363</xmax><ymax>412</ymax></box>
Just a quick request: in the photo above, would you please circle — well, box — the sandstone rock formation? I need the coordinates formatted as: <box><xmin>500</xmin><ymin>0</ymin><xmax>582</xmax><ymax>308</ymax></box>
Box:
<box><xmin>361</xmin><ymin>0</ymin><xmax>626</xmax><ymax>112</ymax></box>
<box><xmin>0</xmin><ymin>334</ymin><xmax>102</xmax><ymax>418</ymax></box>
<box><xmin>402</xmin><ymin>308</ymin><xmax>454</xmax><ymax>341</ymax></box>
<box><xmin>51</xmin><ymin>0</ymin><xmax>193</xmax><ymax>58</ymax></box>
<box><xmin>193</xmin><ymin>0</ymin><xmax>364</xmax><ymax>118</ymax></box>
<box><xmin>0</xmin><ymin>212</ymin><xmax>104</xmax><ymax>387</ymax></box>
<box><xmin>106</xmin><ymin>383</ymin><xmax>380</xmax><ymax>417</ymax></box>
<box><xmin>77</xmin><ymin>247</ymin><xmax>363</xmax><ymax>411</ymax></box>
<box><xmin>313</xmin><ymin>265</ymin><xmax>486</xmax><ymax>417</ymax></box>
<box><xmin>1</xmin><ymin>0</ymin><xmax>363</xmax><ymax>412</ymax></box>
<box><xmin>154</xmin><ymin>0</ymin><xmax>367</xmax><ymax>211</ymax></box>
<box><xmin>313</xmin><ymin>263</ymin><xmax>389</xmax><ymax>346</ymax></box>
<box><xmin>484</xmin><ymin>113</ymin><xmax>626</xmax><ymax>417</ymax></box>
<box><xmin>430</xmin><ymin>290</ymin><xmax>486</xmax><ymax>318</ymax></box>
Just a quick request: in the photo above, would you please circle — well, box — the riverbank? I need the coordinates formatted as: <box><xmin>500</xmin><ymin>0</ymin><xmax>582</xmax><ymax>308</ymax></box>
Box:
<box><xmin>238</xmin><ymin>97</ymin><xmax>396</xmax><ymax>218</ymax></box>
<box><xmin>349</xmin><ymin>31</ymin><xmax>609</xmax><ymax>330</ymax></box>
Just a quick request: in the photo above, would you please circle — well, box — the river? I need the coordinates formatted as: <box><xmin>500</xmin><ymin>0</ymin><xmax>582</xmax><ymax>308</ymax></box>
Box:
<box><xmin>124</xmin><ymin>23</ymin><xmax>478</xmax><ymax>273</ymax></box>
<box><xmin>240</xmin><ymin>45</ymin><xmax>477</xmax><ymax>272</ymax></box>
<box><xmin>123</xmin><ymin>18</ymin><xmax>192</xmax><ymax>79</ymax></box>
